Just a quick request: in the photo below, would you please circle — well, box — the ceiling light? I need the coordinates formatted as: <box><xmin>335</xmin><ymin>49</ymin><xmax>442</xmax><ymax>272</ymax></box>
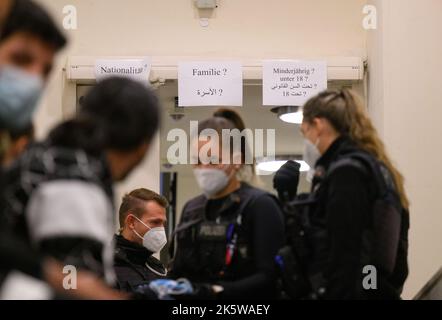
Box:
<box><xmin>256</xmin><ymin>155</ymin><xmax>310</xmax><ymax>174</ymax></box>
<box><xmin>271</xmin><ymin>106</ymin><xmax>303</xmax><ymax>124</ymax></box>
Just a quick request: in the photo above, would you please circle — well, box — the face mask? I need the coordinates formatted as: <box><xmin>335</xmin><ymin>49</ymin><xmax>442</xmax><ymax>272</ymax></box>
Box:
<box><xmin>303</xmin><ymin>138</ymin><xmax>321</xmax><ymax>182</ymax></box>
<box><xmin>193</xmin><ymin>167</ymin><xmax>231</xmax><ymax>198</ymax></box>
<box><xmin>0</xmin><ymin>65</ymin><xmax>43</xmax><ymax>131</ymax></box>
<box><xmin>131</xmin><ymin>215</ymin><xmax>167</xmax><ymax>253</ymax></box>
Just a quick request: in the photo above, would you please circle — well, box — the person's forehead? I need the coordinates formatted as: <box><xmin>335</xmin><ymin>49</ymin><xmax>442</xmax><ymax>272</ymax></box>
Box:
<box><xmin>143</xmin><ymin>200</ymin><xmax>166</xmax><ymax>218</ymax></box>
<box><xmin>0</xmin><ymin>32</ymin><xmax>55</xmax><ymax>70</ymax></box>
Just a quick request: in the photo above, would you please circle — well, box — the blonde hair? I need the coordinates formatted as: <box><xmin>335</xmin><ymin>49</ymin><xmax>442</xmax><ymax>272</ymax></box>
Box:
<box><xmin>303</xmin><ymin>89</ymin><xmax>409</xmax><ymax>209</ymax></box>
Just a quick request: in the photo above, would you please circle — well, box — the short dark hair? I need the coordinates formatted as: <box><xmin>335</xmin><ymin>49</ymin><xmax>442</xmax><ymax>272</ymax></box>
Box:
<box><xmin>1</xmin><ymin>0</ymin><xmax>67</xmax><ymax>51</ymax></box>
<box><xmin>118</xmin><ymin>188</ymin><xmax>168</xmax><ymax>229</ymax></box>
<box><xmin>48</xmin><ymin>77</ymin><xmax>161</xmax><ymax>155</ymax></box>
<box><xmin>80</xmin><ymin>77</ymin><xmax>161</xmax><ymax>151</ymax></box>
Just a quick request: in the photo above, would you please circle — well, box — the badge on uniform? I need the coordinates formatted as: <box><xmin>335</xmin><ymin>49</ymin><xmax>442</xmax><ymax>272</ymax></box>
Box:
<box><xmin>198</xmin><ymin>221</ymin><xmax>228</xmax><ymax>240</ymax></box>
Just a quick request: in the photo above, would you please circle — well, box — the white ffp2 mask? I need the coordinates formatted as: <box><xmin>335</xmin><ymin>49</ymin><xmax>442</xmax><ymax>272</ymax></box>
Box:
<box><xmin>303</xmin><ymin>138</ymin><xmax>321</xmax><ymax>182</ymax></box>
<box><xmin>193</xmin><ymin>167</ymin><xmax>230</xmax><ymax>198</ymax></box>
<box><xmin>131</xmin><ymin>215</ymin><xmax>167</xmax><ymax>253</ymax></box>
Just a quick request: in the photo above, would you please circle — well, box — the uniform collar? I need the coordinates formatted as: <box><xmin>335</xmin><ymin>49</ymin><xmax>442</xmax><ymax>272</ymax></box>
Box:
<box><xmin>115</xmin><ymin>234</ymin><xmax>153</xmax><ymax>263</ymax></box>
<box><xmin>205</xmin><ymin>183</ymin><xmax>248</xmax><ymax>220</ymax></box>
<box><xmin>312</xmin><ymin>135</ymin><xmax>356</xmax><ymax>185</ymax></box>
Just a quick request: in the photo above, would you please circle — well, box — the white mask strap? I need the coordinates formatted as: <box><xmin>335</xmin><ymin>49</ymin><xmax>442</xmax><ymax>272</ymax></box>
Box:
<box><xmin>130</xmin><ymin>214</ymin><xmax>151</xmax><ymax>230</ymax></box>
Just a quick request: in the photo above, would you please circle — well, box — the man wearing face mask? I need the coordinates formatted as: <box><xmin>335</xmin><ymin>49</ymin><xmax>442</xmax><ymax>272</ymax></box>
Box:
<box><xmin>169</xmin><ymin>111</ymin><xmax>285</xmax><ymax>299</ymax></box>
<box><xmin>0</xmin><ymin>0</ymin><xmax>65</xmax><ymax>124</ymax></box>
<box><xmin>0</xmin><ymin>0</ymin><xmax>66</xmax><ymax>295</ymax></box>
<box><xmin>114</xmin><ymin>188</ymin><xmax>168</xmax><ymax>291</ymax></box>
<box><xmin>0</xmin><ymin>0</ymin><xmax>131</xmax><ymax>299</ymax></box>
<box><xmin>1</xmin><ymin>77</ymin><xmax>160</xmax><ymax>298</ymax></box>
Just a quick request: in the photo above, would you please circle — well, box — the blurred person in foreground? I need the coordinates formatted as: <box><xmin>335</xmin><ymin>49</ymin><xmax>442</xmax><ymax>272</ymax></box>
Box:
<box><xmin>0</xmin><ymin>0</ymin><xmax>126</xmax><ymax>299</ymax></box>
<box><xmin>1</xmin><ymin>77</ymin><xmax>161</xmax><ymax>298</ymax></box>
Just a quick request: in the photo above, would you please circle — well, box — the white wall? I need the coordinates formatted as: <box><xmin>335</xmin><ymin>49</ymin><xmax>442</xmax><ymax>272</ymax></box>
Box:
<box><xmin>34</xmin><ymin>0</ymin><xmax>367</xmax><ymax>135</ymax></box>
<box><xmin>368</xmin><ymin>0</ymin><xmax>442</xmax><ymax>299</ymax></box>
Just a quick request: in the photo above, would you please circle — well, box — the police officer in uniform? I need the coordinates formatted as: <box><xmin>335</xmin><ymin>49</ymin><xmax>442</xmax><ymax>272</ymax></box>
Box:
<box><xmin>114</xmin><ymin>188</ymin><xmax>168</xmax><ymax>292</ymax></box>
<box><xmin>170</xmin><ymin>111</ymin><xmax>285</xmax><ymax>299</ymax></box>
<box><xmin>275</xmin><ymin>89</ymin><xmax>409</xmax><ymax>300</ymax></box>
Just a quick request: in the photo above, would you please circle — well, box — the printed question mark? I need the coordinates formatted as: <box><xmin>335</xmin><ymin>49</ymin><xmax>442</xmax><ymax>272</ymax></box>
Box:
<box><xmin>223</xmin><ymin>68</ymin><xmax>227</xmax><ymax>76</ymax></box>
<box><xmin>219</xmin><ymin>89</ymin><xmax>223</xmax><ymax>96</ymax></box>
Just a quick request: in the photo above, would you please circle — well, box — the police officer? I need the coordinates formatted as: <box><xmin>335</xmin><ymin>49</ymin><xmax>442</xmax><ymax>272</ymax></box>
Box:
<box><xmin>275</xmin><ymin>89</ymin><xmax>409</xmax><ymax>299</ymax></box>
<box><xmin>114</xmin><ymin>188</ymin><xmax>168</xmax><ymax>292</ymax></box>
<box><xmin>170</xmin><ymin>110</ymin><xmax>285</xmax><ymax>299</ymax></box>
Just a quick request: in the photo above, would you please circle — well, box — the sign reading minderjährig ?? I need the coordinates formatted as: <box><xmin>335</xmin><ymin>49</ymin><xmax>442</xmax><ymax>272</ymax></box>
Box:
<box><xmin>263</xmin><ymin>60</ymin><xmax>327</xmax><ymax>106</ymax></box>
<box><xmin>94</xmin><ymin>58</ymin><xmax>151</xmax><ymax>83</ymax></box>
<box><xmin>178</xmin><ymin>61</ymin><xmax>243</xmax><ymax>107</ymax></box>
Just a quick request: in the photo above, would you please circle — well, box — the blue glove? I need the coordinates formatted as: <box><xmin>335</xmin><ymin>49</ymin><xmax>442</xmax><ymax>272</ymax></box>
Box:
<box><xmin>147</xmin><ymin>278</ymin><xmax>194</xmax><ymax>300</ymax></box>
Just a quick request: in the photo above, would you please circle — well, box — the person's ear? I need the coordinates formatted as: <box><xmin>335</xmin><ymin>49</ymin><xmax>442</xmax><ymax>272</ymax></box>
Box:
<box><xmin>311</xmin><ymin>118</ymin><xmax>320</xmax><ymax>129</ymax></box>
<box><xmin>312</xmin><ymin>118</ymin><xmax>324</xmax><ymax>136</ymax></box>
<box><xmin>125</xmin><ymin>213</ymin><xmax>136</xmax><ymax>230</ymax></box>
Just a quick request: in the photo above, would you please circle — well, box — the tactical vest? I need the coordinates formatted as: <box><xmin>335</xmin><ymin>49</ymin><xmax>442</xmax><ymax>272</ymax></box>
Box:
<box><xmin>170</xmin><ymin>183</ymin><xmax>276</xmax><ymax>283</ymax></box>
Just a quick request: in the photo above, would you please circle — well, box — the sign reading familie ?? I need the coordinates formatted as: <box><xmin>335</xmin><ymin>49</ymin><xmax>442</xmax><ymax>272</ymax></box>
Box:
<box><xmin>178</xmin><ymin>61</ymin><xmax>243</xmax><ymax>107</ymax></box>
<box><xmin>94</xmin><ymin>58</ymin><xmax>151</xmax><ymax>84</ymax></box>
<box><xmin>263</xmin><ymin>60</ymin><xmax>327</xmax><ymax>106</ymax></box>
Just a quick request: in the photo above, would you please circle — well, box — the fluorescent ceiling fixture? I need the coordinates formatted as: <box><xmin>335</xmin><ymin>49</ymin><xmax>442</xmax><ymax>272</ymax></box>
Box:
<box><xmin>257</xmin><ymin>160</ymin><xmax>310</xmax><ymax>173</ymax></box>
<box><xmin>279</xmin><ymin>111</ymin><xmax>303</xmax><ymax>124</ymax></box>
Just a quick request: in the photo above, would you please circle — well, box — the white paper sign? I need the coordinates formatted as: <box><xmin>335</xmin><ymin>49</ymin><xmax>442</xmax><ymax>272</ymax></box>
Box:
<box><xmin>95</xmin><ymin>58</ymin><xmax>151</xmax><ymax>83</ymax></box>
<box><xmin>178</xmin><ymin>61</ymin><xmax>243</xmax><ymax>106</ymax></box>
<box><xmin>263</xmin><ymin>60</ymin><xmax>327</xmax><ymax>106</ymax></box>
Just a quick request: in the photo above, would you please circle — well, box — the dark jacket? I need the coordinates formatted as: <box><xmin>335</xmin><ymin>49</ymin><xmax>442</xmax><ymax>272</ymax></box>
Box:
<box><xmin>170</xmin><ymin>183</ymin><xmax>285</xmax><ymax>299</ymax></box>
<box><xmin>114</xmin><ymin>234</ymin><xmax>167</xmax><ymax>292</ymax></box>
<box><xmin>1</xmin><ymin>142</ymin><xmax>115</xmax><ymax>284</ymax></box>
<box><xmin>308</xmin><ymin>135</ymin><xmax>408</xmax><ymax>299</ymax></box>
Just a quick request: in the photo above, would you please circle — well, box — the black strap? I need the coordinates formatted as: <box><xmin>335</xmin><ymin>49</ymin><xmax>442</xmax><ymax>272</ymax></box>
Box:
<box><xmin>327</xmin><ymin>152</ymin><xmax>388</xmax><ymax>197</ymax></box>
<box><xmin>169</xmin><ymin>188</ymin><xmax>273</xmax><ymax>262</ymax></box>
<box><xmin>170</xmin><ymin>217</ymin><xmax>204</xmax><ymax>238</ymax></box>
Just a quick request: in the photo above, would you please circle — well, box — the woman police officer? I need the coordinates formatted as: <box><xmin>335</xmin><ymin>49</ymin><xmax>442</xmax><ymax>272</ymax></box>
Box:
<box><xmin>169</xmin><ymin>109</ymin><xmax>285</xmax><ymax>299</ymax></box>
<box><xmin>276</xmin><ymin>89</ymin><xmax>409</xmax><ymax>299</ymax></box>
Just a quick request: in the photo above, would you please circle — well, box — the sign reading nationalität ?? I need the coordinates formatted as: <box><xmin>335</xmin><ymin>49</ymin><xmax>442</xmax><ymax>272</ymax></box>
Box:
<box><xmin>94</xmin><ymin>57</ymin><xmax>151</xmax><ymax>83</ymax></box>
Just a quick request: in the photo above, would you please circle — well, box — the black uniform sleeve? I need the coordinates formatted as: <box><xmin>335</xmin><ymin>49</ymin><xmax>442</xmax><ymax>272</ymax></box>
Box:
<box><xmin>0</xmin><ymin>170</ymin><xmax>43</xmax><ymax>280</ymax></box>
<box><xmin>217</xmin><ymin>194</ymin><xmax>285</xmax><ymax>299</ymax></box>
<box><xmin>0</xmin><ymin>230</ymin><xmax>43</xmax><ymax>279</ymax></box>
<box><xmin>323</xmin><ymin>165</ymin><xmax>371</xmax><ymax>299</ymax></box>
